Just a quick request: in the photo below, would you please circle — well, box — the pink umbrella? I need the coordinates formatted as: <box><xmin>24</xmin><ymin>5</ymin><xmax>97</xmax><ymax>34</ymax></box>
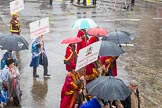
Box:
<box><xmin>61</xmin><ymin>37</ymin><xmax>82</xmax><ymax>44</ymax></box>
<box><xmin>87</xmin><ymin>27</ymin><xmax>108</xmax><ymax>37</ymax></box>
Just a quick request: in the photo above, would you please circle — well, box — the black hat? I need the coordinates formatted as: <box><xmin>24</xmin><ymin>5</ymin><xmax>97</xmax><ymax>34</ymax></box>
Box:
<box><xmin>6</xmin><ymin>59</ymin><xmax>14</xmax><ymax>66</ymax></box>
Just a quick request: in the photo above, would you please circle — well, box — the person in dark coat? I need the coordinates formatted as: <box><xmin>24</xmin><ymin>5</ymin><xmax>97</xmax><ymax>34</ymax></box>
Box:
<box><xmin>92</xmin><ymin>0</ymin><xmax>97</xmax><ymax>5</ymax></box>
<box><xmin>30</xmin><ymin>35</ymin><xmax>50</xmax><ymax>78</ymax></box>
<box><xmin>82</xmin><ymin>0</ymin><xmax>86</xmax><ymax>5</ymax></box>
<box><xmin>121</xmin><ymin>80</ymin><xmax>140</xmax><ymax>108</ymax></box>
<box><xmin>49</xmin><ymin>0</ymin><xmax>53</xmax><ymax>5</ymax></box>
<box><xmin>70</xmin><ymin>0</ymin><xmax>73</xmax><ymax>3</ymax></box>
<box><xmin>130</xmin><ymin>0</ymin><xmax>135</xmax><ymax>10</ymax></box>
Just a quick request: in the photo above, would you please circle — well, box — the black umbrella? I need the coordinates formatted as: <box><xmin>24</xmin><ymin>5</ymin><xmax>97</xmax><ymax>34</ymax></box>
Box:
<box><xmin>102</xmin><ymin>30</ymin><xmax>135</xmax><ymax>44</ymax></box>
<box><xmin>0</xmin><ymin>34</ymin><xmax>29</xmax><ymax>51</ymax></box>
<box><xmin>99</xmin><ymin>41</ymin><xmax>124</xmax><ymax>56</ymax></box>
<box><xmin>87</xmin><ymin>76</ymin><xmax>131</xmax><ymax>100</ymax></box>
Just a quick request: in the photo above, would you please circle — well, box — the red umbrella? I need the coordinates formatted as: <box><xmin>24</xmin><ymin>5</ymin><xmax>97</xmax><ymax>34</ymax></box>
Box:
<box><xmin>87</xmin><ymin>27</ymin><xmax>108</xmax><ymax>37</ymax></box>
<box><xmin>61</xmin><ymin>37</ymin><xmax>82</xmax><ymax>44</ymax></box>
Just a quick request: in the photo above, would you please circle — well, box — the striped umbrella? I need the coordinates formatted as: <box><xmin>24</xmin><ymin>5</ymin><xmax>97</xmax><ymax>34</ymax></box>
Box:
<box><xmin>72</xmin><ymin>18</ymin><xmax>97</xmax><ymax>29</ymax></box>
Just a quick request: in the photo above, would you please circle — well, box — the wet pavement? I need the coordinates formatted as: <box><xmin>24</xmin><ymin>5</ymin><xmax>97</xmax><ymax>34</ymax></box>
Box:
<box><xmin>0</xmin><ymin>0</ymin><xmax>162</xmax><ymax>107</ymax></box>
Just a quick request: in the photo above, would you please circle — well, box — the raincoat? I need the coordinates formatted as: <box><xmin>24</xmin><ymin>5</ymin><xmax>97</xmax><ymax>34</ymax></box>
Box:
<box><xmin>1</xmin><ymin>66</ymin><xmax>21</xmax><ymax>105</ymax></box>
<box><xmin>30</xmin><ymin>37</ymin><xmax>48</xmax><ymax>68</ymax></box>
<box><xmin>0</xmin><ymin>51</ymin><xmax>18</xmax><ymax>69</ymax></box>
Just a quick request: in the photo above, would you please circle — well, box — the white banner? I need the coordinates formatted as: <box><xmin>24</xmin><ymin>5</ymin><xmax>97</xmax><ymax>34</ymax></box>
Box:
<box><xmin>75</xmin><ymin>41</ymin><xmax>101</xmax><ymax>71</ymax></box>
<box><xmin>29</xmin><ymin>17</ymin><xmax>50</xmax><ymax>39</ymax></box>
<box><xmin>10</xmin><ymin>0</ymin><xmax>24</xmax><ymax>14</ymax></box>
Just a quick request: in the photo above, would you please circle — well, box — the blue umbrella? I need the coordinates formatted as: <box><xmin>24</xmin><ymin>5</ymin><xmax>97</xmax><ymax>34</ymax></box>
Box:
<box><xmin>72</xmin><ymin>18</ymin><xmax>97</xmax><ymax>29</ymax></box>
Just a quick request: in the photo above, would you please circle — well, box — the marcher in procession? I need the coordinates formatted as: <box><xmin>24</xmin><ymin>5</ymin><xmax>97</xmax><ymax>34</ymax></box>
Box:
<box><xmin>60</xmin><ymin>66</ymin><xmax>85</xmax><ymax>108</ymax></box>
<box><xmin>30</xmin><ymin>35</ymin><xmax>51</xmax><ymax>78</ymax></box>
<box><xmin>76</xmin><ymin>29</ymin><xmax>88</xmax><ymax>53</ymax></box>
<box><xmin>86</xmin><ymin>35</ymin><xmax>100</xmax><ymax>84</ymax></box>
<box><xmin>1</xmin><ymin>50</ymin><xmax>18</xmax><ymax>70</ymax></box>
<box><xmin>83</xmin><ymin>36</ymin><xmax>101</xmax><ymax>101</ymax></box>
<box><xmin>64</xmin><ymin>43</ymin><xmax>77</xmax><ymax>72</ymax></box>
<box><xmin>1</xmin><ymin>59</ymin><xmax>21</xmax><ymax>107</ymax></box>
<box><xmin>10</xmin><ymin>13</ymin><xmax>21</xmax><ymax>35</ymax></box>
<box><xmin>121</xmin><ymin>80</ymin><xmax>141</xmax><ymax>108</ymax></box>
<box><xmin>100</xmin><ymin>56</ymin><xmax>118</xmax><ymax>76</ymax></box>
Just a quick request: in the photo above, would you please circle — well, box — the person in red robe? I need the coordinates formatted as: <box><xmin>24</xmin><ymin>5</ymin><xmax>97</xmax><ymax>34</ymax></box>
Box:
<box><xmin>76</xmin><ymin>29</ymin><xmax>88</xmax><ymax>53</ymax></box>
<box><xmin>85</xmin><ymin>36</ymin><xmax>101</xmax><ymax>100</ymax></box>
<box><xmin>64</xmin><ymin>44</ymin><xmax>77</xmax><ymax>72</ymax></box>
<box><xmin>100</xmin><ymin>56</ymin><xmax>118</xmax><ymax>76</ymax></box>
<box><xmin>88</xmin><ymin>36</ymin><xmax>99</xmax><ymax>45</ymax></box>
<box><xmin>86</xmin><ymin>36</ymin><xmax>100</xmax><ymax>84</ymax></box>
<box><xmin>86</xmin><ymin>63</ymin><xmax>100</xmax><ymax>84</ymax></box>
<box><xmin>60</xmin><ymin>69</ymin><xmax>85</xmax><ymax>108</ymax></box>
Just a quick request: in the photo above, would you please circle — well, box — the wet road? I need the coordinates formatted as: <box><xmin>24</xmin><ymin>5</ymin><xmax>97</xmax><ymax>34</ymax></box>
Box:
<box><xmin>0</xmin><ymin>0</ymin><xmax>162</xmax><ymax>107</ymax></box>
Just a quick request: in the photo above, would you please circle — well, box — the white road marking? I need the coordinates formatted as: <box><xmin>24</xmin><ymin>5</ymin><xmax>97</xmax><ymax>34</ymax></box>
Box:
<box><xmin>119</xmin><ymin>44</ymin><xmax>134</xmax><ymax>46</ymax></box>
<box><xmin>104</xmin><ymin>19</ymin><xmax>141</xmax><ymax>22</ymax></box>
<box><xmin>152</xmin><ymin>18</ymin><xmax>162</xmax><ymax>20</ymax></box>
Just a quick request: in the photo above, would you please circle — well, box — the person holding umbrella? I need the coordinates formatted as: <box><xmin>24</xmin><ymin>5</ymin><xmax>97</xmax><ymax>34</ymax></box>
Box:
<box><xmin>62</xmin><ymin>37</ymin><xmax>82</xmax><ymax>72</ymax></box>
<box><xmin>10</xmin><ymin>13</ymin><xmax>21</xmax><ymax>35</ymax></box>
<box><xmin>64</xmin><ymin>43</ymin><xmax>77</xmax><ymax>72</ymax></box>
<box><xmin>30</xmin><ymin>35</ymin><xmax>51</xmax><ymax>78</ymax></box>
